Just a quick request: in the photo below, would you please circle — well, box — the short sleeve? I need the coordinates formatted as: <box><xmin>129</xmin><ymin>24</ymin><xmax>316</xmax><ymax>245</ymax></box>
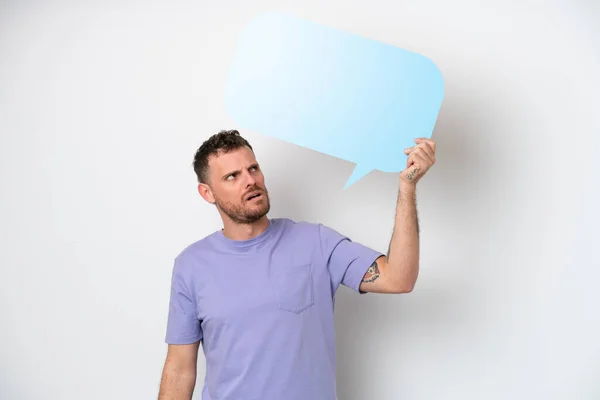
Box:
<box><xmin>318</xmin><ymin>223</ymin><xmax>384</xmax><ymax>294</ymax></box>
<box><xmin>165</xmin><ymin>257</ymin><xmax>203</xmax><ymax>344</ymax></box>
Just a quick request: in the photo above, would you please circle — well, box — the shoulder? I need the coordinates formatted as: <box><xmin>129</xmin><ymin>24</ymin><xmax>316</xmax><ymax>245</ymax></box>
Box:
<box><xmin>274</xmin><ymin>217</ymin><xmax>323</xmax><ymax>237</ymax></box>
<box><xmin>170</xmin><ymin>231</ymin><xmax>220</xmax><ymax>276</ymax></box>
<box><xmin>275</xmin><ymin>218</ymin><xmax>347</xmax><ymax>252</ymax></box>
<box><xmin>176</xmin><ymin>234</ymin><xmax>215</xmax><ymax>259</ymax></box>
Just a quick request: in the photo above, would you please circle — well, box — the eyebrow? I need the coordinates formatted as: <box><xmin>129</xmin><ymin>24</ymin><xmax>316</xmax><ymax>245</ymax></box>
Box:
<box><xmin>221</xmin><ymin>163</ymin><xmax>259</xmax><ymax>180</ymax></box>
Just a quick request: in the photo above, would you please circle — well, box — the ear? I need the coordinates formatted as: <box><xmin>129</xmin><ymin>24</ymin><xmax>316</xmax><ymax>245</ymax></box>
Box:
<box><xmin>198</xmin><ymin>183</ymin><xmax>215</xmax><ymax>204</ymax></box>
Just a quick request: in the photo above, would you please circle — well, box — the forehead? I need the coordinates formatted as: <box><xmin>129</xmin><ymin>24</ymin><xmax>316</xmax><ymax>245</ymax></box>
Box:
<box><xmin>208</xmin><ymin>146</ymin><xmax>257</xmax><ymax>174</ymax></box>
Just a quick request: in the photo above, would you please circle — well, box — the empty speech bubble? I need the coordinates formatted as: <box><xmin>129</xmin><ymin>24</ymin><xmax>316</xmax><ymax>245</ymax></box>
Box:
<box><xmin>224</xmin><ymin>12</ymin><xmax>444</xmax><ymax>189</ymax></box>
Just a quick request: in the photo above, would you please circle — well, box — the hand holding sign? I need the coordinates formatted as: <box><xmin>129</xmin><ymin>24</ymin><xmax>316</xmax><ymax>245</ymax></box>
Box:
<box><xmin>225</xmin><ymin>12</ymin><xmax>444</xmax><ymax>189</ymax></box>
<box><xmin>402</xmin><ymin>137</ymin><xmax>437</xmax><ymax>187</ymax></box>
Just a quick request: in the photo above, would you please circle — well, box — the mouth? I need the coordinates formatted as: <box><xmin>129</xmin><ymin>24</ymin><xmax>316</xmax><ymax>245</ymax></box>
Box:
<box><xmin>245</xmin><ymin>192</ymin><xmax>262</xmax><ymax>201</ymax></box>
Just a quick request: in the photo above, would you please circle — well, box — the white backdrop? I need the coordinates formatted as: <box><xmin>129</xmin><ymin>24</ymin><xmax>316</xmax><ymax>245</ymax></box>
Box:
<box><xmin>1</xmin><ymin>1</ymin><xmax>599</xmax><ymax>399</ymax></box>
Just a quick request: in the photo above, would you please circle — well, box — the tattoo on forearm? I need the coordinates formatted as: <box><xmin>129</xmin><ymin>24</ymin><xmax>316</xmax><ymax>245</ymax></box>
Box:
<box><xmin>361</xmin><ymin>260</ymin><xmax>380</xmax><ymax>283</ymax></box>
<box><xmin>407</xmin><ymin>167</ymin><xmax>420</xmax><ymax>181</ymax></box>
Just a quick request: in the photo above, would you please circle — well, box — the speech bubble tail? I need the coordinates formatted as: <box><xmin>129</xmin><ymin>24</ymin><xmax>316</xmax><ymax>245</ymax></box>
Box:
<box><xmin>344</xmin><ymin>164</ymin><xmax>372</xmax><ymax>190</ymax></box>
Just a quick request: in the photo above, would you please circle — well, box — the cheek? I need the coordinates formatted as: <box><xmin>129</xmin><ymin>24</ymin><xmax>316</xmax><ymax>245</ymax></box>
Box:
<box><xmin>225</xmin><ymin>190</ymin><xmax>241</xmax><ymax>203</ymax></box>
<box><xmin>231</xmin><ymin>187</ymin><xmax>246</xmax><ymax>203</ymax></box>
<box><xmin>257</xmin><ymin>174</ymin><xmax>266</xmax><ymax>185</ymax></box>
<box><xmin>214</xmin><ymin>187</ymin><xmax>237</xmax><ymax>203</ymax></box>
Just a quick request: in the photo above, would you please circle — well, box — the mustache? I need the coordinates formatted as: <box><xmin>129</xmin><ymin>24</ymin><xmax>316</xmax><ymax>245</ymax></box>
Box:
<box><xmin>243</xmin><ymin>186</ymin><xmax>266</xmax><ymax>198</ymax></box>
<box><xmin>245</xmin><ymin>186</ymin><xmax>263</xmax><ymax>193</ymax></box>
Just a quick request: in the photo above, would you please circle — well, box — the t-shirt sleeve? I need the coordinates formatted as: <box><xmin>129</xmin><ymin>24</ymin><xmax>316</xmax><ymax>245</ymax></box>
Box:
<box><xmin>165</xmin><ymin>256</ymin><xmax>203</xmax><ymax>344</ymax></box>
<box><xmin>318</xmin><ymin>223</ymin><xmax>385</xmax><ymax>294</ymax></box>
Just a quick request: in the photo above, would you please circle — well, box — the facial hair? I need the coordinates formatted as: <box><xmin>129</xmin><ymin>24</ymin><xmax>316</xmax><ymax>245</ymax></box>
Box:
<box><xmin>213</xmin><ymin>191</ymin><xmax>270</xmax><ymax>224</ymax></box>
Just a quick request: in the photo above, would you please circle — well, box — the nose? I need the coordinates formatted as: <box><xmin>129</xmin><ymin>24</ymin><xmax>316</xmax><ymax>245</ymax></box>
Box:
<box><xmin>243</xmin><ymin>169</ymin><xmax>257</xmax><ymax>187</ymax></box>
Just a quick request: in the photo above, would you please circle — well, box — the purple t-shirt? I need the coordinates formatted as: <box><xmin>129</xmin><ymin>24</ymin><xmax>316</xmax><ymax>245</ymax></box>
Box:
<box><xmin>165</xmin><ymin>217</ymin><xmax>384</xmax><ymax>400</ymax></box>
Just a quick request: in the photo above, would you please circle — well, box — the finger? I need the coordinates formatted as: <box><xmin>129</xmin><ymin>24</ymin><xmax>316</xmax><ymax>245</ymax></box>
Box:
<box><xmin>415</xmin><ymin>137</ymin><xmax>436</xmax><ymax>152</ymax></box>
<box><xmin>405</xmin><ymin>142</ymin><xmax>435</xmax><ymax>161</ymax></box>
<box><xmin>407</xmin><ymin>152</ymin><xmax>433</xmax><ymax>174</ymax></box>
<box><xmin>404</xmin><ymin>156</ymin><xmax>426</xmax><ymax>181</ymax></box>
<box><xmin>405</xmin><ymin>152</ymin><xmax>414</xmax><ymax>168</ymax></box>
<box><xmin>417</xmin><ymin>140</ymin><xmax>436</xmax><ymax>156</ymax></box>
<box><xmin>418</xmin><ymin>142</ymin><xmax>435</xmax><ymax>162</ymax></box>
<box><xmin>409</xmin><ymin>145</ymin><xmax>434</xmax><ymax>165</ymax></box>
<box><xmin>406</xmin><ymin>150</ymin><xmax>426</xmax><ymax>169</ymax></box>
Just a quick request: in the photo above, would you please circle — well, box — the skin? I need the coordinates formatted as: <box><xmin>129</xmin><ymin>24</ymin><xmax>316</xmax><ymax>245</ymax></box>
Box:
<box><xmin>197</xmin><ymin>146</ymin><xmax>271</xmax><ymax>241</ymax></box>
<box><xmin>158</xmin><ymin>343</ymin><xmax>199</xmax><ymax>400</ymax></box>
<box><xmin>158</xmin><ymin>138</ymin><xmax>437</xmax><ymax>398</ymax></box>
<box><xmin>357</xmin><ymin>137</ymin><xmax>437</xmax><ymax>294</ymax></box>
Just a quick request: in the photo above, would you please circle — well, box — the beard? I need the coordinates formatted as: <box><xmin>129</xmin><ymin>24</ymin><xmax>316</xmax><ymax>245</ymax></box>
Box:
<box><xmin>214</xmin><ymin>191</ymin><xmax>271</xmax><ymax>224</ymax></box>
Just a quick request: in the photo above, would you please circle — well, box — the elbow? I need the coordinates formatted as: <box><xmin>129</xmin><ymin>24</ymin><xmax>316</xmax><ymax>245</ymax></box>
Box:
<box><xmin>394</xmin><ymin>271</ymin><xmax>418</xmax><ymax>293</ymax></box>
<box><xmin>396</xmin><ymin>283</ymin><xmax>415</xmax><ymax>294</ymax></box>
<box><xmin>390</xmin><ymin>280</ymin><xmax>415</xmax><ymax>293</ymax></box>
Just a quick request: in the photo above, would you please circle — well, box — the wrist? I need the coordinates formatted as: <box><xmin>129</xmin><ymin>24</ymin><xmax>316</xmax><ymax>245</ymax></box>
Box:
<box><xmin>399</xmin><ymin>181</ymin><xmax>417</xmax><ymax>194</ymax></box>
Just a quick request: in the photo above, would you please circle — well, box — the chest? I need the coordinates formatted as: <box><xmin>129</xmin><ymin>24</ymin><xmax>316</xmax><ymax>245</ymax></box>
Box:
<box><xmin>195</xmin><ymin>247</ymin><xmax>330</xmax><ymax>325</ymax></box>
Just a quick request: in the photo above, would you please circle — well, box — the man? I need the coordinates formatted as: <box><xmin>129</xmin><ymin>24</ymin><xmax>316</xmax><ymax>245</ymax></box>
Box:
<box><xmin>158</xmin><ymin>129</ymin><xmax>436</xmax><ymax>400</ymax></box>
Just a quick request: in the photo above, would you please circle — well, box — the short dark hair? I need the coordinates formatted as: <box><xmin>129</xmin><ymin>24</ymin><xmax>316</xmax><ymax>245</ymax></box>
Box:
<box><xmin>193</xmin><ymin>129</ymin><xmax>253</xmax><ymax>184</ymax></box>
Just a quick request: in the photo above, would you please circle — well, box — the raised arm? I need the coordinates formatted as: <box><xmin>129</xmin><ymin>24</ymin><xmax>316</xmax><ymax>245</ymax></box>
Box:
<box><xmin>359</xmin><ymin>137</ymin><xmax>436</xmax><ymax>294</ymax></box>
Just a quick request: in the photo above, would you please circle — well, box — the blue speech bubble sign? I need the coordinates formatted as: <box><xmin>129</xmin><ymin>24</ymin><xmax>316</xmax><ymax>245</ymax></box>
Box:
<box><xmin>224</xmin><ymin>12</ymin><xmax>444</xmax><ymax>189</ymax></box>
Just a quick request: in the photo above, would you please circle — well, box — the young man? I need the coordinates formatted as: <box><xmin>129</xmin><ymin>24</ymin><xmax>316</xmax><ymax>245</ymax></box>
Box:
<box><xmin>158</xmin><ymin>130</ymin><xmax>436</xmax><ymax>400</ymax></box>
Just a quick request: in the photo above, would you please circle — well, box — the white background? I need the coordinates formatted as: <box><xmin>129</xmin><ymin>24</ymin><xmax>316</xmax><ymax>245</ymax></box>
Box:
<box><xmin>1</xmin><ymin>1</ymin><xmax>599</xmax><ymax>399</ymax></box>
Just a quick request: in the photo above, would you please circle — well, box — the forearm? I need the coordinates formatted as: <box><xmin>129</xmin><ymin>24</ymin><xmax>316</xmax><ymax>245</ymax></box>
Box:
<box><xmin>158</xmin><ymin>363</ymin><xmax>197</xmax><ymax>400</ymax></box>
<box><xmin>386</xmin><ymin>181</ymin><xmax>420</xmax><ymax>292</ymax></box>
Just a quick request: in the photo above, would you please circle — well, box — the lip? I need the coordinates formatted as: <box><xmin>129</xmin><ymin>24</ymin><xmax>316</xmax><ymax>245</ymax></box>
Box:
<box><xmin>245</xmin><ymin>191</ymin><xmax>262</xmax><ymax>201</ymax></box>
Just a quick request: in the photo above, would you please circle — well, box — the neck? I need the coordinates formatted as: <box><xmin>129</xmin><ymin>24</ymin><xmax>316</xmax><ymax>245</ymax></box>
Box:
<box><xmin>221</xmin><ymin>216</ymin><xmax>270</xmax><ymax>241</ymax></box>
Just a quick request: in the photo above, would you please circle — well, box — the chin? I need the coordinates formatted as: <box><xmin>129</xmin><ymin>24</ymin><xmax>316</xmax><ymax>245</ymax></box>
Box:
<box><xmin>250</xmin><ymin>205</ymin><xmax>270</xmax><ymax>219</ymax></box>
